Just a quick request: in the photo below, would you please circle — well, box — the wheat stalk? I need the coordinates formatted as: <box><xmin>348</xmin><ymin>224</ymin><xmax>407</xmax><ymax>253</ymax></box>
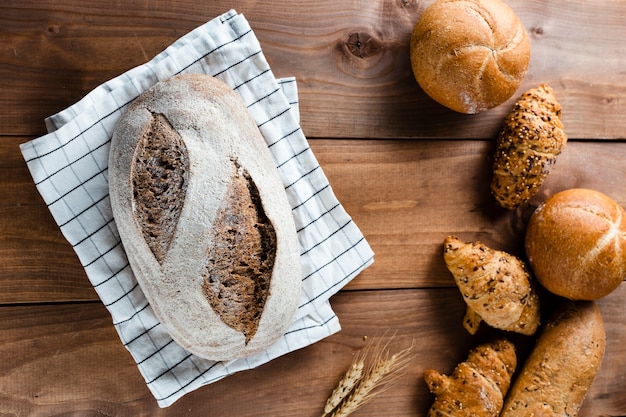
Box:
<box><xmin>322</xmin><ymin>336</ymin><xmax>414</xmax><ymax>417</ymax></box>
<box><xmin>322</xmin><ymin>354</ymin><xmax>365</xmax><ymax>416</ymax></box>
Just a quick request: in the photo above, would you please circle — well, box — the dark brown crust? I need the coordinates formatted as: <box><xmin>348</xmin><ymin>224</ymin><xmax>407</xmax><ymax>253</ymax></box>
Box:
<box><xmin>131</xmin><ymin>112</ymin><xmax>189</xmax><ymax>264</ymax></box>
<box><xmin>202</xmin><ymin>160</ymin><xmax>277</xmax><ymax>343</ymax></box>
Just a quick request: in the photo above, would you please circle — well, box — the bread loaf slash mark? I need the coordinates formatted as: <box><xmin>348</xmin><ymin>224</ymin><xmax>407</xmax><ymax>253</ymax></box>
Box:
<box><xmin>575</xmin><ymin>204</ymin><xmax>624</xmax><ymax>269</ymax></box>
<box><xmin>202</xmin><ymin>160</ymin><xmax>277</xmax><ymax>343</ymax></box>
<box><xmin>131</xmin><ymin>112</ymin><xmax>189</xmax><ymax>264</ymax></box>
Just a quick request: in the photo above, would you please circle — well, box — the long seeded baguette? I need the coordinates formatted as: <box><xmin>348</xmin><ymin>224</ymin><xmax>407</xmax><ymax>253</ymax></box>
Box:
<box><xmin>108</xmin><ymin>74</ymin><xmax>302</xmax><ymax>361</ymax></box>
<box><xmin>501</xmin><ymin>300</ymin><xmax>605</xmax><ymax>416</ymax></box>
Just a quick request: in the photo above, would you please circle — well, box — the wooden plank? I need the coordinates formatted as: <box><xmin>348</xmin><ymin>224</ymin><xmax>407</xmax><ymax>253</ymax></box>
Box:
<box><xmin>0</xmin><ymin>205</ymin><xmax>93</xmax><ymax>303</ymax></box>
<box><xmin>0</xmin><ymin>138</ymin><xmax>95</xmax><ymax>303</ymax></box>
<box><xmin>1</xmin><ymin>0</ymin><xmax>625</xmax><ymax>139</ymax></box>
<box><xmin>3</xmin><ymin>137</ymin><xmax>626</xmax><ymax>303</ymax></box>
<box><xmin>0</xmin><ymin>287</ymin><xmax>624</xmax><ymax>415</ymax></box>
<box><xmin>312</xmin><ymin>138</ymin><xmax>626</xmax><ymax>290</ymax></box>
<box><xmin>0</xmin><ymin>302</ymin><xmax>151</xmax><ymax>413</ymax></box>
<box><xmin>0</xmin><ymin>137</ymin><xmax>48</xmax><ymax>206</ymax></box>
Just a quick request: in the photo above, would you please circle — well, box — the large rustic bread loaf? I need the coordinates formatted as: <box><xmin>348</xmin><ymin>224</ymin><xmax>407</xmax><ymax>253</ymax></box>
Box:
<box><xmin>410</xmin><ymin>0</ymin><xmax>530</xmax><ymax>114</ymax></box>
<box><xmin>108</xmin><ymin>74</ymin><xmax>302</xmax><ymax>361</ymax></box>
<box><xmin>525</xmin><ymin>188</ymin><xmax>626</xmax><ymax>300</ymax></box>
<box><xmin>501</xmin><ymin>300</ymin><xmax>605</xmax><ymax>416</ymax></box>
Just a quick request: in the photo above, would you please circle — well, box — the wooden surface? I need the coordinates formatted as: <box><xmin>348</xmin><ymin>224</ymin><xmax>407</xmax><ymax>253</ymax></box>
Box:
<box><xmin>1</xmin><ymin>0</ymin><xmax>626</xmax><ymax>415</ymax></box>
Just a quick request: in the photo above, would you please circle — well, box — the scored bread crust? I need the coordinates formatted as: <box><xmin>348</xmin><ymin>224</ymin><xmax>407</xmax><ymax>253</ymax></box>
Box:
<box><xmin>525</xmin><ymin>188</ymin><xmax>626</xmax><ymax>300</ymax></box>
<box><xmin>410</xmin><ymin>0</ymin><xmax>530</xmax><ymax>114</ymax></box>
<box><xmin>108</xmin><ymin>74</ymin><xmax>302</xmax><ymax>361</ymax></box>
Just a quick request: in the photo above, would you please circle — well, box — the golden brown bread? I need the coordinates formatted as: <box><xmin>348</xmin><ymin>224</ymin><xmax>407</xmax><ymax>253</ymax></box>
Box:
<box><xmin>501</xmin><ymin>300</ymin><xmax>605</xmax><ymax>416</ymax></box>
<box><xmin>525</xmin><ymin>188</ymin><xmax>626</xmax><ymax>300</ymax></box>
<box><xmin>410</xmin><ymin>0</ymin><xmax>530</xmax><ymax>114</ymax></box>
<box><xmin>424</xmin><ymin>338</ymin><xmax>516</xmax><ymax>416</ymax></box>
<box><xmin>443</xmin><ymin>236</ymin><xmax>540</xmax><ymax>335</ymax></box>
<box><xmin>109</xmin><ymin>74</ymin><xmax>302</xmax><ymax>361</ymax></box>
<box><xmin>491</xmin><ymin>84</ymin><xmax>568</xmax><ymax>209</ymax></box>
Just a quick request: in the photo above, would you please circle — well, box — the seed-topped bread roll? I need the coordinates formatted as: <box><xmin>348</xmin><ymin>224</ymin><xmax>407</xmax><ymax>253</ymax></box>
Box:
<box><xmin>108</xmin><ymin>74</ymin><xmax>302</xmax><ymax>361</ymax></box>
<box><xmin>491</xmin><ymin>84</ymin><xmax>567</xmax><ymax>210</ymax></box>
<box><xmin>501</xmin><ymin>300</ymin><xmax>605</xmax><ymax>416</ymax></box>
<box><xmin>410</xmin><ymin>0</ymin><xmax>530</xmax><ymax>114</ymax></box>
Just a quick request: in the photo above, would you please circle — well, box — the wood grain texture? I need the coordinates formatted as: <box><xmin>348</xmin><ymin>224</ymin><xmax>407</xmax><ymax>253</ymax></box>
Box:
<box><xmin>0</xmin><ymin>205</ymin><xmax>92</xmax><ymax>303</ymax></box>
<box><xmin>0</xmin><ymin>288</ymin><xmax>624</xmax><ymax>416</ymax></box>
<box><xmin>304</xmin><ymin>138</ymin><xmax>626</xmax><ymax>290</ymax></box>
<box><xmin>1</xmin><ymin>0</ymin><xmax>626</xmax><ymax>138</ymax></box>
<box><xmin>2</xmin><ymin>0</ymin><xmax>626</xmax><ymax>415</ymax></box>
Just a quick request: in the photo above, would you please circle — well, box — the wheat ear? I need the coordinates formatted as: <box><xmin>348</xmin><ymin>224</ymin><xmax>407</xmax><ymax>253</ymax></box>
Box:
<box><xmin>327</xmin><ymin>340</ymin><xmax>414</xmax><ymax>417</ymax></box>
<box><xmin>322</xmin><ymin>353</ymin><xmax>365</xmax><ymax>416</ymax></box>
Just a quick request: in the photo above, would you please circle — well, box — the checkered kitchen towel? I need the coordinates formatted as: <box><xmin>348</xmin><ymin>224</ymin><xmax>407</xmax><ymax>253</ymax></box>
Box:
<box><xmin>20</xmin><ymin>10</ymin><xmax>374</xmax><ymax>408</ymax></box>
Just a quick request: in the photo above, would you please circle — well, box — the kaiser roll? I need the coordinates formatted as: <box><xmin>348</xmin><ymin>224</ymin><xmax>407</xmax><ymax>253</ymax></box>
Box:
<box><xmin>525</xmin><ymin>188</ymin><xmax>626</xmax><ymax>300</ymax></box>
<box><xmin>410</xmin><ymin>0</ymin><xmax>530</xmax><ymax>114</ymax></box>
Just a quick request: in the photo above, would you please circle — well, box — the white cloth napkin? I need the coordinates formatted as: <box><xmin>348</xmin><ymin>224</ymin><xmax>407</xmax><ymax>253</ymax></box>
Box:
<box><xmin>20</xmin><ymin>9</ymin><xmax>374</xmax><ymax>408</ymax></box>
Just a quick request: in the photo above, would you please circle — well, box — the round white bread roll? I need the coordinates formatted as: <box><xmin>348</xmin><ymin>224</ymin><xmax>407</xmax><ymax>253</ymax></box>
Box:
<box><xmin>109</xmin><ymin>74</ymin><xmax>302</xmax><ymax>361</ymax></box>
<box><xmin>410</xmin><ymin>0</ymin><xmax>530</xmax><ymax>114</ymax></box>
<box><xmin>525</xmin><ymin>188</ymin><xmax>626</xmax><ymax>300</ymax></box>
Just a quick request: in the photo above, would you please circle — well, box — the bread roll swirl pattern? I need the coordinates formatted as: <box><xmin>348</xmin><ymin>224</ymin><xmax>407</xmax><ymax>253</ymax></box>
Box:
<box><xmin>525</xmin><ymin>188</ymin><xmax>626</xmax><ymax>300</ymax></box>
<box><xmin>410</xmin><ymin>0</ymin><xmax>530</xmax><ymax>113</ymax></box>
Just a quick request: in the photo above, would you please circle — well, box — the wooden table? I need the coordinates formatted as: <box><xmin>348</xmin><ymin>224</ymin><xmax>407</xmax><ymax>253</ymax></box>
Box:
<box><xmin>2</xmin><ymin>1</ymin><xmax>626</xmax><ymax>415</ymax></box>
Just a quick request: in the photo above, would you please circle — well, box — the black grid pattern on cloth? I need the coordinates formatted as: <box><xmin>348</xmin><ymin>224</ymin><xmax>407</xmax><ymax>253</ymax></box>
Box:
<box><xmin>20</xmin><ymin>10</ymin><xmax>374</xmax><ymax>408</ymax></box>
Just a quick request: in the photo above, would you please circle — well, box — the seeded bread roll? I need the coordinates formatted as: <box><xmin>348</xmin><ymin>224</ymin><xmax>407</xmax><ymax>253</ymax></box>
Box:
<box><xmin>410</xmin><ymin>0</ymin><xmax>530</xmax><ymax>114</ymax></box>
<box><xmin>108</xmin><ymin>74</ymin><xmax>302</xmax><ymax>361</ymax></box>
<box><xmin>501</xmin><ymin>300</ymin><xmax>605</xmax><ymax>416</ymax></box>
<box><xmin>525</xmin><ymin>188</ymin><xmax>626</xmax><ymax>300</ymax></box>
<box><xmin>491</xmin><ymin>84</ymin><xmax>567</xmax><ymax>210</ymax></box>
